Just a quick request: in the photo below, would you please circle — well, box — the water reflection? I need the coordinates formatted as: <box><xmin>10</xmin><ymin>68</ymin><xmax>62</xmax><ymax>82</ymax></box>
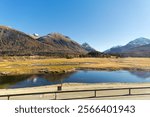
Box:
<box><xmin>0</xmin><ymin>75</ymin><xmax>30</xmax><ymax>88</ymax></box>
<box><xmin>8</xmin><ymin>72</ymin><xmax>76</xmax><ymax>88</ymax></box>
<box><xmin>129</xmin><ymin>70</ymin><xmax>150</xmax><ymax>79</ymax></box>
<box><xmin>0</xmin><ymin>70</ymin><xmax>150</xmax><ymax>89</ymax></box>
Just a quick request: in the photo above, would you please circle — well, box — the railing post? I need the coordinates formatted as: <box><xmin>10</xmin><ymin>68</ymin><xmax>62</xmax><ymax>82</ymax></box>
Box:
<box><xmin>94</xmin><ymin>90</ymin><xmax>96</xmax><ymax>97</ymax></box>
<box><xmin>129</xmin><ymin>88</ymin><xmax>131</xmax><ymax>95</ymax></box>
<box><xmin>8</xmin><ymin>96</ymin><xmax>10</xmax><ymax>100</ymax></box>
<box><xmin>55</xmin><ymin>93</ymin><xmax>57</xmax><ymax>100</ymax></box>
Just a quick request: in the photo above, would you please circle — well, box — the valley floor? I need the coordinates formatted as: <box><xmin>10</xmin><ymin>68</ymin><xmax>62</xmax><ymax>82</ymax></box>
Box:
<box><xmin>0</xmin><ymin>57</ymin><xmax>150</xmax><ymax>100</ymax></box>
<box><xmin>0</xmin><ymin>57</ymin><xmax>150</xmax><ymax>76</ymax></box>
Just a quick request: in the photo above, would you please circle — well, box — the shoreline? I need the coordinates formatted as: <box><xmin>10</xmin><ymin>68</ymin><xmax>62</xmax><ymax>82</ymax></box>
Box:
<box><xmin>0</xmin><ymin>67</ymin><xmax>149</xmax><ymax>77</ymax></box>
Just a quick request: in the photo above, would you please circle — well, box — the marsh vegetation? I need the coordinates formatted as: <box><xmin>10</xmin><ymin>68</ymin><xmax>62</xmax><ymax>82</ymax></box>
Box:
<box><xmin>0</xmin><ymin>56</ymin><xmax>150</xmax><ymax>76</ymax></box>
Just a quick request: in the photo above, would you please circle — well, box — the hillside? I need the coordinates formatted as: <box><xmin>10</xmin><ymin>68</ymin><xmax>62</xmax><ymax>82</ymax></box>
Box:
<box><xmin>37</xmin><ymin>33</ymin><xmax>86</xmax><ymax>55</ymax></box>
<box><xmin>122</xmin><ymin>44</ymin><xmax>150</xmax><ymax>57</ymax></box>
<box><xmin>0</xmin><ymin>26</ymin><xmax>87</xmax><ymax>56</ymax></box>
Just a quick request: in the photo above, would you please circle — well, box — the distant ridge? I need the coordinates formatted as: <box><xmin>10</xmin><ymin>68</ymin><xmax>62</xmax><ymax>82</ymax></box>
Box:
<box><xmin>104</xmin><ymin>37</ymin><xmax>150</xmax><ymax>57</ymax></box>
<box><xmin>81</xmin><ymin>43</ymin><xmax>96</xmax><ymax>52</ymax></box>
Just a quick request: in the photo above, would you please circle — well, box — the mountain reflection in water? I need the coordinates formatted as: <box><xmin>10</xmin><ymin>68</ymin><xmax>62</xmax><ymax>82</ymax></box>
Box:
<box><xmin>129</xmin><ymin>70</ymin><xmax>150</xmax><ymax>78</ymax></box>
<box><xmin>0</xmin><ymin>70</ymin><xmax>150</xmax><ymax>89</ymax></box>
<box><xmin>9</xmin><ymin>72</ymin><xmax>75</xmax><ymax>88</ymax></box>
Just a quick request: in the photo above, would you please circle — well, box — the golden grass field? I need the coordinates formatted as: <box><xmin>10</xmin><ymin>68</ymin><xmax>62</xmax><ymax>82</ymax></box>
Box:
<box><xmin>0</xmin><ymin>56</ymin><xmax>150</xmax><ymax>75</ymax></box>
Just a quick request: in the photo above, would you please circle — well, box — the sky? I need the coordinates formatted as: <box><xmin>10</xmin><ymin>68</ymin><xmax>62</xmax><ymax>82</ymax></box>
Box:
<box><xmin>0</xmin><ymin>0</ymin><xmax>150</xmax><ymax>51</ymax></box>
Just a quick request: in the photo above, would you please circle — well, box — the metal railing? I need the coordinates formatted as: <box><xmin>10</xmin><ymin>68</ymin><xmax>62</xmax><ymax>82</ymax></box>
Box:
<box><xmin>0</xmin><ymin>86</ymin><xmax>150</xmax><ymax>100</ymax></box>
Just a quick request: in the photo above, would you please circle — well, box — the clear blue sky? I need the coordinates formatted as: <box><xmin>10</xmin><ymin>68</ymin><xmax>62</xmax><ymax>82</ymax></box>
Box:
<box><xmin>0</xmin><ymin>0</ymin><xmax>150</xmax><ymax>51</ymax></box>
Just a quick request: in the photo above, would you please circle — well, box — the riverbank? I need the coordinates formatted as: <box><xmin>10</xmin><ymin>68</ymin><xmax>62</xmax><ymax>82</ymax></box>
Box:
<box><xmin>0</xmin><ymin>83</ymin><xmax>150</xmax><ymax>100</ymax></box>
<box><xmin>0</xmin><ymin>57</ymin><xmax>150</xmax><ymax>76</ymax></box>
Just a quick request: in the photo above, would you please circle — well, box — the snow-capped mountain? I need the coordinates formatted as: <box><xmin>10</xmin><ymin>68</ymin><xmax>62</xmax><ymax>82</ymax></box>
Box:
<box><xmin>104</xmin><ymin>37</ymin><xmax>150</xmax><ymax>57</ymax></box>
<box><xmin>126</xmin><ymin>37</ymin><xmax>150</xmax><ymax>47</ymax></box>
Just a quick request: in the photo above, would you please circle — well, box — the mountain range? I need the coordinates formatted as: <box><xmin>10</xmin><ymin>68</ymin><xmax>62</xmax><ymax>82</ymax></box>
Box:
<box><xmin>0</xmin><ymin>25</ymin><xmax>150</xmax><ymax>57</ymax></box>
<box><xmin>0</xmin><ymin>26</ymin><xmax>87</xmax><ymax>56</ymax></box>
<box><xmin>104</xmin><ymin>37</ymin><xmax>150</xmax><ymax>57</ymax></box>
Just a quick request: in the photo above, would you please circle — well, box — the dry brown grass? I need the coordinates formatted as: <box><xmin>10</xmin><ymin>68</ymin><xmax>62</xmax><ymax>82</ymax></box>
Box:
<box><xmin>0</xmin><ymin>57</ymin><xmax>150</xmax><ymax>75</ymax></box>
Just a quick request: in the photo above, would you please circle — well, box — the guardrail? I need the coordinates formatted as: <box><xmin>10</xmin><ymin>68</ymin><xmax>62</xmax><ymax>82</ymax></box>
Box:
<box><xmin>0</xmin><ymin>86</ymin><xmax>150</xmax><ymax>100</ymax></box>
